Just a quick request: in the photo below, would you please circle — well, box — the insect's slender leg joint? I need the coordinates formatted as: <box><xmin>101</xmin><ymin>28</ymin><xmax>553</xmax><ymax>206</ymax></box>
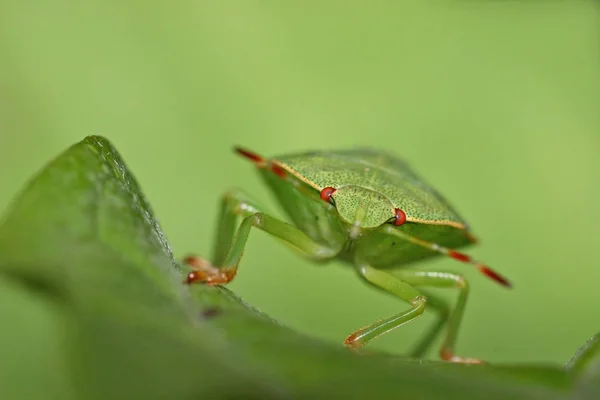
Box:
<box><xmin>384</xmin><ymin>226</ymin><xmax>511</xmax><ymax>288</ymax></box>
<box><xmin>184</xmin><ymin>189</ymin><xmax>259</xmax><ymax>285</ymax></box>
<box><xmin>391</xmin><ymin>270</ymin><xmax>484</xmax><ymax>364</ymax></box>
<box><xmin>185</xmin><ymin>212</ymin><xmax>266</xmax><ymax>285</ymax></box>
<box><xmin>344</xmin><ymin>263</ymin><xmax>427</xmax><ymax>349</ymax></box>
<box><xmin>184</xmin><ymin>189</ymin><xmax>340</xmax><ymax>285</ymax></box>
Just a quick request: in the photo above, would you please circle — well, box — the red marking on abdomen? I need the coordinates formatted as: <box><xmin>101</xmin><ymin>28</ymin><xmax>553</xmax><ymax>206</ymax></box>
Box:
<box><xmin>234</xmin><ymin>147</ymin><xmax>265</xmax><ymax>166</ymax></box>
<box><xmin>448</xmin><ymin>250</ymin><xmax>471</xmax><ymax>263</ymax></box>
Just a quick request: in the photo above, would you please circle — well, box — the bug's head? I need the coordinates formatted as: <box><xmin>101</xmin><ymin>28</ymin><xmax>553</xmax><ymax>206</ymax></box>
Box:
<box><xmin>320</xmin><ymin>185</ymin><xmax>406</xmax><ymax>237</ymax></box>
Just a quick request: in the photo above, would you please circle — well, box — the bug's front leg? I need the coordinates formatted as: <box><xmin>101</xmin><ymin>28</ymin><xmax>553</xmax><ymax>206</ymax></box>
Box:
<box><xmin>184</xmin><ymin>189</ymin><xmax>339</xmax><ymax>285</ymax></box>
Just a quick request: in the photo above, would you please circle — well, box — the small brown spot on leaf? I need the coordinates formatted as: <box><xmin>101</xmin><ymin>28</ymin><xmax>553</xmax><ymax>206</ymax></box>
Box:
<box><xmin>201</xmin><ymin>307</ymin><xmax>222</xmax><ymax>319</ymax></box>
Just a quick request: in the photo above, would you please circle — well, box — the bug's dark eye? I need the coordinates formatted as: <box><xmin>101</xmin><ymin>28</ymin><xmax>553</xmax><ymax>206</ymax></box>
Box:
<box><xmin>320</xmin><ymin>187</ymin><xmax>336</xmax><ymax>203</ymax></box>
<box><xmin>393</xmin><ymin>208</ymin><xmax>407</xmax><ymax>226</ymax></box>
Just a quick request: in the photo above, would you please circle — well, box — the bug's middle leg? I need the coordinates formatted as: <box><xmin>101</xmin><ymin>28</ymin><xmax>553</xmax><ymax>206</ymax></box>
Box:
<box><xmin>184</xmin><ymin>189</ymin><xmax>339</xmax><ymax>285</ymax></box>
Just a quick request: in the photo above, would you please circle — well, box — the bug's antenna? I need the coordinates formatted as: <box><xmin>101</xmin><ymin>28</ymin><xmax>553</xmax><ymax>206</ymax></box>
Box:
<box><xmin>234</xmin><ymin>146</ymin><xmax>287</xmax><ymax>178</ymax></box>
<box><xmin>234</xmin><ymin>147</ymin><xmax>266</xmax><ymax>167</ymax></box>
<box><xmin>385</xmin><ymin>226</ymin><xmax>512</xmax><ymax>288</ymax></box>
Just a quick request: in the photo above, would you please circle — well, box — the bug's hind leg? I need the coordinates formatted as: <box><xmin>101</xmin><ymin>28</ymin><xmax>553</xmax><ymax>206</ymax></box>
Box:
<box><xmin>183</xmin><ymin>189</ymin><xmax>339</xmax><ymax>285</ymax></box>
<box><xmin>392</xmin><ymin>270</ymin><xmax>482</xmax><ymax>364</ymax></box>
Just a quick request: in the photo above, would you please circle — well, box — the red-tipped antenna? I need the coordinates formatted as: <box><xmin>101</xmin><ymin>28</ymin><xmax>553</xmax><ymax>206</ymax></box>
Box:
<box><xmin>447</xmin><ymin>250</ymin><xmax>512</xmax><ymax>288</ymax></box>
<box><xmin>385</xmin><ymin>227</ymin><xmax>512</xmax><ymax>288</ymax></box>
<box><xmin>234</xmin><ymin>146</ymin><xmax>288</xmax><ymax>179</ymax></box>
<box><xmin>234</xmin><ymin>146</ymin><xmax>266</xmax><ymax>167</ymax></box>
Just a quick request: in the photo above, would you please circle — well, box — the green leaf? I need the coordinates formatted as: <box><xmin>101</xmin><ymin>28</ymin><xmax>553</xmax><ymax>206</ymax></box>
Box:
<box><xmin>0</xmin><ymin>136</ymin><xmax>596</xmax><ymax>399</ymax></box>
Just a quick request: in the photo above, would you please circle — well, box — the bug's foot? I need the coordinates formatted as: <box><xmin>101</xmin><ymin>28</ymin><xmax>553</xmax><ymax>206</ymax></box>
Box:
<box><xmin>183</xmin><ymin>255</ymin><xmax>236</xmax><ymax>285</ymax></box>
<box><xmin>344</xmin><ymin>331</ymin><xmax>366</xmax><ymax>349</ymax></box>
<box><xmin>444</xmin><ymin>356</ymin><xmax>485</xmax><ymax>365</ymax></box>
<box><xmin>440</xmin><ymin>349</ymin><xmax>485</xmax><ymax>365</ymax></box>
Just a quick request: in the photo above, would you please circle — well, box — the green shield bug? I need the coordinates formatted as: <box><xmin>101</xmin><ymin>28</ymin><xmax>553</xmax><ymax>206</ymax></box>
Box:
<box><xmin>185</xmin><ymin>147</ymin><xmax>511</xmax><ymax>364</ymax></box>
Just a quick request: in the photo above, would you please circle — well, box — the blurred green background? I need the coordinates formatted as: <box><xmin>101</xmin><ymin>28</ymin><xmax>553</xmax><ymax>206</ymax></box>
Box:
<box><xmin>1</xmin><ymin>0</ymin><xmax>599</xmax><ymax>365</ymax></box>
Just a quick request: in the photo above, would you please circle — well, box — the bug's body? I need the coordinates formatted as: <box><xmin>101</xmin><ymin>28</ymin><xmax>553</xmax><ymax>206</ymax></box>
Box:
<box><xmin>185</xmin><ymin>147</ymin><xmax>510</xmax><ymax>364</ymax></box>
<box><xmin>262</xmin><ymin>149</ymin><xmax>473</xmax><ymax>268</ymax></box>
